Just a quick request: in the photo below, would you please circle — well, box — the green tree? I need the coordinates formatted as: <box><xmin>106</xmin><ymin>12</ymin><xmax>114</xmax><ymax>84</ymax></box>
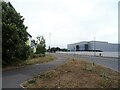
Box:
<box><xmin>36</xmin><ymin>36</ymin><xmax>46</xmax><ymax>55</ymax></box>
<box><xmin>2</xmin><ymin>1</ymin><xmax>29</xmax><ymax>66</ymax></box>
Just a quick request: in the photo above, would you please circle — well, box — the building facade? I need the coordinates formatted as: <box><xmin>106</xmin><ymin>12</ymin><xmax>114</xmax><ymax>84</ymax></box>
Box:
<box><xmin>26</xmin><ymin>33</ymin><xmax>37</xmax><ymax>53</ymax></box>
<box><xmin>67</xmin><ymin>41</ymin><xmax>118</xmax><ymax>52</ymax></box>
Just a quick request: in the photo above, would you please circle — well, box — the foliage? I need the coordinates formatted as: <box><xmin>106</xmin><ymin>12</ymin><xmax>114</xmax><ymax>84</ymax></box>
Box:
<box><xmin>36</xmin><ymin>36</ymin><xmax>46</xmax><ymax>55</ymax></box>
<box><xmin>27</xmin><ymin>79</ymin><xmax>36</xmax><ymax>84</ymax></box>
<box><xmin>2</xmin><ymin>1</ymin><xmax>29</xmax><ymax>66</ymax></box>
<box><xmin>47</xmin><ymin>47</ymin><xmax>68</xmax><ymax>53</ymax></box>
<box><xmin>61</xmin><ymin>48</ymin><xmax>68</xmax><ymax>52</ymax></box>
<box><xmin>50</xmin><ymin>47</ymin><xmax>56</xmax><ymax>53</ymax></box>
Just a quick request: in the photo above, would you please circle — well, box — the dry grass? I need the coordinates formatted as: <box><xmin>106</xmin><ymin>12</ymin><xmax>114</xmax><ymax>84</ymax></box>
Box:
<box><xmin>25</xmin><ymin>54</ymin><xmax>56</xmax><ymax>65</ymax></box>
<box><xmin>22</xmin><ymin>59</ymin><xmax>119</xmax><ymax>89</ymax></box>
<box><xmin>3</xmin><ymin>54</ymin><xmax>56</xmax><ymax>71</ymax></box>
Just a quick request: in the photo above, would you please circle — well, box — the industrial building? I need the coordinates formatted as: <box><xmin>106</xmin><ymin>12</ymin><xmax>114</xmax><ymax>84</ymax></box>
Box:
<box><xmin>67</xmin><ymin>41</ymin><xmax>118</xmax><ymax>52</ymax></box>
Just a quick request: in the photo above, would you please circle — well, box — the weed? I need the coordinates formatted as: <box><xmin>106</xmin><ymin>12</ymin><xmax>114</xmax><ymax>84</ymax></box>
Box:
<box><xmin>27</xmin><ymin>79</ymin><xmax>36</xmax><ymax>84</ymax></box>
<box><xmin>99</xmin><ymin>72</ymin><xmax>111</xmax><ymax>79</ymax></box>
<box><xmin>22</xmin><ymin>59</ymin><xmax>119</xmax><ymax>88</ymax></box>
<box><xmin>98</xmin><ymin>79</ymin><xmax>113</xmax><ymax>88</ymax></box>
<box><xmin>38</xmin><ymin>70</ymin><xmax>58</xmax><ymax>79</ymax></box>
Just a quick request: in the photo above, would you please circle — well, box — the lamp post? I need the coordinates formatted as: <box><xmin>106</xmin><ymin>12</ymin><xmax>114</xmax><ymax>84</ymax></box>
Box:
<box><xmin>94</xmin><ymin>36</ymin><xmax>96</xmax><ymax>56</ymax></box>
<box><xmin>49</xmin><ymin>33</ymin><xmax>52</xmax><ymax>54</ymax></box>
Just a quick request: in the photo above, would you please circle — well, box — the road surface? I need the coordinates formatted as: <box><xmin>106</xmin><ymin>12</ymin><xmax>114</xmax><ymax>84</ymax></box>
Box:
<box><xmin>2</xmin><ymin>53</ymin><xmax>119</xmax><ymax>89</ymax></box>
<box><xmin>58</xmin><ymin>53</ymin><xmax>119</xmax><ymax>72</ymax></box>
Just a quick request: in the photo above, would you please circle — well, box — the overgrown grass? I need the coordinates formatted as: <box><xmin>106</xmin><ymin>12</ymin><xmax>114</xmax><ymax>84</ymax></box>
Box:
<box><xmin>3</xmin><ymin>54</ymin><xmax>56</xmax><ymax>71</ymax></box>
<box><xmin>25</xmin><ymin>54</ymin><xmax>56</xmax><ymax>65</ymax></box>
<box><xmin>22</xmin><ymin>59</ymin><xmax>119</xmax><ymax>89</ymax></box>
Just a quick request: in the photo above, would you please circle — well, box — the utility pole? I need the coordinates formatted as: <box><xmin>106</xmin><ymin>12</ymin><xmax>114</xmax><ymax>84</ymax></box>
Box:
<box><xmin>94</xmin><ymin>36</ymin><xmax>96</xmax><ymax>56</ymax></box>
<box><xmin>49</xmin><ymin>33</ymin><xmax>52</xmax><ymax>54</ymax></box>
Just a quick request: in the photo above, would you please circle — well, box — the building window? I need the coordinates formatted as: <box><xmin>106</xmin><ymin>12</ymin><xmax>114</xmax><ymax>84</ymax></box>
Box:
<box><xmin>76</xmin><ymin>45</ymin><xmax>80</xmax><ymax>51</ymax></box>
<box><xmin>85</xmin><ymin>44</ymin><xmax>88</xmax><ymax>51</ymax></box>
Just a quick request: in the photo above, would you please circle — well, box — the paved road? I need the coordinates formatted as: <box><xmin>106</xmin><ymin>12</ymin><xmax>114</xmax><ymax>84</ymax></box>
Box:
<box><xmin>58</xmin><ymin>53</ymin><xmax>119</xmax><ymax>72</ymax></box>
<box><xmin>2</xmin><ymin>53</ymin><xmax>119</xmax><ymax>89</ymax></box>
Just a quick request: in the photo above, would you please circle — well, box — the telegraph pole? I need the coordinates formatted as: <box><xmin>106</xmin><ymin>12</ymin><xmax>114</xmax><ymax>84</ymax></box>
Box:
<box><xmin>94</xmin><ymin>36</ymin><xmax>96</xmax><ymax>56</ymax></box>
<box><xmin>49</xmin><ymin>33</ymin><xmax>52</xmax><ymax>54</ymax></box>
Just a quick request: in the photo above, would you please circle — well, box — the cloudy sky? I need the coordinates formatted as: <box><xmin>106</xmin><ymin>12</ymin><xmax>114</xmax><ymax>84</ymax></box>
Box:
<box><xmin>9</xmin><ymin>0</ymin><xmax>119</xmax><ymax>48</ymax></box>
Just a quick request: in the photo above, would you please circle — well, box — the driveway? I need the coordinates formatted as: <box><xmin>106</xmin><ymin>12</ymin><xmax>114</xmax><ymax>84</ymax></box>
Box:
<box><xmin>2</xmin><ymin>53</ymin><xmax>119</xmax><ymax>89</ymax></box>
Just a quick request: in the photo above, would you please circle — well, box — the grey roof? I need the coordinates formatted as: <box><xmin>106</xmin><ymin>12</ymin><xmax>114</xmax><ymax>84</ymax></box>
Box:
<box><xmin>27</xmin><ymin>33</ymin><xmax>32</xmax><ymax>37</ymax></box>
<box><xmin>67</xmin><ymin>41</ymin><xmax>118</xmax><ymax>45</ymax></box>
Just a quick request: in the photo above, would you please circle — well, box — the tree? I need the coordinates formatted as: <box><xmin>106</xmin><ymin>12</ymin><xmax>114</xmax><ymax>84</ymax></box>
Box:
<box><xmin>2</xmin><ymin>1</ymin><xmax>29</xmax><ymax>66</ymax></box>
<box><xmin>47</xmin><ymin>47</ymin><xmax>68</xmax><ymax>53</ymax></box>
<box><xmin>36</xmin><ymin>36</ymin><xmax>46</xmax><ymax>55</ymax></box>
<box><xmin>50</xmin><ymin>47</ymin><xmax>56</xmax><ymax>53</ymax></box>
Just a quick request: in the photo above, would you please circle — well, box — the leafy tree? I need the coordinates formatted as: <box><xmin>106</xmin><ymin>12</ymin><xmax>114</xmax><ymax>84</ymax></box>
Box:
<box><xmin>50</xmin><ymin>47</ymin><xmax>56</xmax><ymax>53</ymax></box>
<box><xmin>55</xmin><ymin>47</ymin><xmax>61</xmax><ymax>51</ymax></box>
<box><xmin>36</xmin><ymin>36</ymin><xmax>46</xmax><ymax>55</ymax></box>
<box><xmin>48</xmin><ymin>47</ymin><xmax>67</xmax><ymax>53</ymax></box>
<box><xmin>2</xmin><ymin>1</ymin><xmax>29</xmax><ymax>66</ymax></box>
<box><xmin>61</xmin><ymin>48</ymin><xmax>68</xmax><ymax>52</ymax></box>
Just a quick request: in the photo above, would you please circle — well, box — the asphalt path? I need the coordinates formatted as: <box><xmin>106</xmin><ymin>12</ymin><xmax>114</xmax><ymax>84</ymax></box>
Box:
<box><xmin>2</xmin><ymin>53</ymin><xmax>119</xmax><ymax>89</ymax></box>
<box><xmin>2</xmin><ymin>54</ymin><xmax>68</xmax><ymax>89</ymax></box>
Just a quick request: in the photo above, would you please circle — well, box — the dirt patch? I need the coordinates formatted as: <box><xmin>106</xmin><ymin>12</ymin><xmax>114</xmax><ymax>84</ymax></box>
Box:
<box><xmin>22</xmin><ymin>59</ymin><xmax>119</xmax><ymax>89</ymax></box>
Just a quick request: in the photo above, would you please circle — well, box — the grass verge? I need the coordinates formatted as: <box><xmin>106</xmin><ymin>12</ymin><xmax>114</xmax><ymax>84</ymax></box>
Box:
<box><xmin>22</xmin><ymin>59</ymin><xmax>119</xmax><ymax>89</ymax></box>
<box><xmin>3</xmin><ymin>54</ymin><xmax>56</xmax><ymax>71</ymax></box>
<box><xmin>24</xmin><ymin>54</ymin><xmax>56</xmax><ymax>65</ymax></box>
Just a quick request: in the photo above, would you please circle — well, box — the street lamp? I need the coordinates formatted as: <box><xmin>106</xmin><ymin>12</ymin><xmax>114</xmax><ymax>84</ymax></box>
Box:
<box><xmin>94</xmin><ymin>36</ymin><xmax>96</xmax><ymax>56</ymax></box>
<box><xmin>49</xmin><ymin>33</ymin><xmax>52</xmax><ymax>54</ymax></box>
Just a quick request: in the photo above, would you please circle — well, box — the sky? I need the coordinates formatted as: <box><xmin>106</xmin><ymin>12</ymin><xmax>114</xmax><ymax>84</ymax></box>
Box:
<box><xmin>9</xmin><ymin>0</ymin><xmax>119</xmax><ymax>48</ymax></box>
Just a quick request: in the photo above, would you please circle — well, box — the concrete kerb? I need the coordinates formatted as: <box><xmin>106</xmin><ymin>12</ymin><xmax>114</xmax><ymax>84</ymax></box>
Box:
<box><xmin>19</xmin><ymin>81</ymin><xmax>27</xmax><ymax>89</ymax></box>
<box><xmin>19</xmin><ymin>78</ymin><xmax>36</xmax><ymax>89</ymax></box>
